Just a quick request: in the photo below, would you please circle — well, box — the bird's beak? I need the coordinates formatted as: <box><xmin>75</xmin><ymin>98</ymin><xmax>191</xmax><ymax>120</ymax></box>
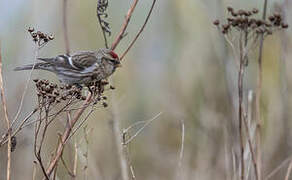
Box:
<box><xmin>115</xmin><ymin>63</ymin><xmax>122</xmax><ymax>68</ymax></box>
<box><xmin>115</xmin><ymin>60</ymin><xmax>122</xmax><ymax>68</ymax></box>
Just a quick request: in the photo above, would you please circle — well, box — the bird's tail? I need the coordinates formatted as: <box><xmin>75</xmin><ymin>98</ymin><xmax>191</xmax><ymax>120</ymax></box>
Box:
<box><xmin>14</xmin><ymin>62</ymin><xmax>51</xmax><ymax>71</ymax></box>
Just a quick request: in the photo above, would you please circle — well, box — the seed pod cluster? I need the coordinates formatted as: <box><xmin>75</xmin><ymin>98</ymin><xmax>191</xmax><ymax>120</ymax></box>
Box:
<box><xmin>28</xmin><ymin>27</ymin><xmax>54</xmax><ymax>46</ymax></box>
<box><xmin>213</xmin><ymin>7</ymin><xmax>288</xmax><ymax>35</ymax></box>
<box><xmin>34</xmin><ymin>79</ymin><xmax>87</xmax><ymax>105</ymax></box>
<box><xmin>87</xmin><ymin>80</ymin><xmax>113</xmax><ymax>108</ymax></box>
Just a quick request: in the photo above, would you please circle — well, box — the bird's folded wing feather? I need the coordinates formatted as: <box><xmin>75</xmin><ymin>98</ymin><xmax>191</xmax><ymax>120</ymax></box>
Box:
<box><xmin>70</xmin><ymin>51</ymin><xmax>99</xmax><ymax>70</ymax></box>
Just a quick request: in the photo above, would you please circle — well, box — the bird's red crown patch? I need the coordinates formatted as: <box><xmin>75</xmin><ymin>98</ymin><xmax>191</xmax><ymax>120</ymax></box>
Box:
<box><xmin>109</xmin><ymin>51</ymin><xmax>119</xmax><ymax>59</ymax></box>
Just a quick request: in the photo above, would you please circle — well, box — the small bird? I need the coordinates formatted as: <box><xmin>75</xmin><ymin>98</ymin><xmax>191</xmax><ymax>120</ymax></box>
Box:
<box><xmin>15</xmin><ymin>48</ymin><xmax>121</xmax><ymax>86</ymax></box>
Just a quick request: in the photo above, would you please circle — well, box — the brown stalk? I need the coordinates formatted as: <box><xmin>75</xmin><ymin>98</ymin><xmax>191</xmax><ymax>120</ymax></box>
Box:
<box><xmin>256</xmin><ymin>1</ymin><xmax>268</xmax><ymax>179</ymax></box>
<box><xmin>120</xmin><ymin>0</ymin><xmax>157</xmax><ymax>60</ymax></box>
<box><xmin>238</xmin><ymin>31</ymin><xmax>245</xmax><ymax>180</ymax></box>
<box><xmin>0</xmin><ymin>45</ymin><xmax>11</xmax><ymax>180</ymax></box>
<box><xmin>45</xmin><ymin>93</ymin><xmax>92</xmax><ymax>177</ymax></box>
<box><xmin>285</xmin><ymin>161</ymin><xmax>292</xmax><ymax>180</ymax></box>
<box><xmin>110</xmin><ymin>0</ymin><xmax>139</xmax><ymax>50</ymax></box>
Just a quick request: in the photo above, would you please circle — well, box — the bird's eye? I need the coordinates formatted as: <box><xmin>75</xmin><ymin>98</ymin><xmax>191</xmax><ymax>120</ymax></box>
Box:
<box><xmin>109</xmin><ymin>59</ymin><xmax>117</xmax><ymax>64</ymax></box>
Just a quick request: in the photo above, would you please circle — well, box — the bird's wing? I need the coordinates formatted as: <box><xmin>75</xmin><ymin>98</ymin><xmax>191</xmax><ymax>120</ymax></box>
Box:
<box><xmin>70</xmin><ymin>51</ymin><xmax>99</xmax><ymax>70</ymax></box>
<box><xmin>37</xmin><ymin>51</ymin><xmax>99</xmax><ymax>71</ymax></box>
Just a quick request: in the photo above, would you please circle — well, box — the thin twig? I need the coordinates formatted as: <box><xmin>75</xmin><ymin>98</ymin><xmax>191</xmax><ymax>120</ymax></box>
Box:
<box><xmin>66</xmin><ymin>108</ymin><xmax>95</xmax><ymax>143</ymax></box>
<box><xmin>238</xmin><ymin>31</ymin><xmax>245</xmax><ymax>180</ymax></box>
<box><xmin>120</xmin><ymin>0</ymin><xmax>157</xmax><ymax>60</ymax></box>
<box><xmin>45</xmin><ymin>93</ymin><xmax>93</xmax><ymax>178</ymax></box>
<box><xmin>73</xmin><ymin>142</ymin><xmax>78</xmax><ymax>179</ymax></box>
<box><xmin>123</xmin><ymin>112</ymin><xmax>162</xmax><ymax>145</ymax></box>
<box><xmin>0</xmin><ymin>43</ymin><xmax>11</xmax><ymax>180</ymax></box>
<box><xmin>11</xmin><ymin>46</ymin><xmax>39</xmax><ymax>128</ymax></box>
<box><xmin>63</xmin><ymin>0</ymin><xmax>70</xmax><ymax>55</ymax></box>
<box><xmin>265</xmin><ymin>156</ymin><xmax>292</xmax><ymax>180</ymax></box>
<box><xmin>111</xmin><ymin>90</ymin><xmax>129</xmax><ymax>180</ymax></box>
<box><xmin>111</xmin><ymin>0</ymin><xmax>139</xmax><ymax>50</ymax></box>
<box><xmin>285</xmin><ymin>160</ymin><xmax>292</xmax><ymax>180</ymax></box>
<box><xmin>176</xmin><ymin>118</ymin><xmax>185</xmax><ymax>179</ymax></box>
<box><xmin>0</xmin><ymin>108</ymin><xmax>38</xmax><ymax>147</ymax></box>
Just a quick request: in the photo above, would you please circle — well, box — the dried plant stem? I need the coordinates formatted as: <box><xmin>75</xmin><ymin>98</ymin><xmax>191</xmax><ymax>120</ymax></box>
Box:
<box><xmin>238</xmin><ymin>31</ymin><xmax>245</xmax><ymax>180</ymax></box>
<box><xmin>11</xmin><ymin>46</ymin><xmax>39</xmax><ymax>127</ymax></box>
<box><xmin>176</xmin><ymin>118</ymin><xmax>185</xmax><ymax>179</ymax></box>
<box><xmin>123</xmin><ymin>112</ymin><xmax>162</xmax><ymax>145</ymax></box>
<box><xmin>63</xmin><ymin>0</ymin><xmax>70</xmax><ymax>55</ymax></box>
<box><xmin>243</xmin><ymin>115</ymin><xmax>258</xmax><ymax>180</ymax></box>
<box><xmin>256</xmin><ymin>1</ymin><xmax>268</xmax><ymax>179</ymax></box>
<box><xmin>120</xmin><ymin>0</ymin><xmax>157</xmax><ymax>60</ymax></box>
<box><xmin>285</xmin><ymin>160</ymin><xmax>292</xmax><ymax>180</ymax></box>
<box><xmin>111</xmin><ymin>0</ymin><xmax>139</xmax><ymax>50</ymax></box>
<box><xmin>73</xmin><ymin>142</ymin><xmax>78</xmax><ymax>179</ymax></box>
<box><xmin>0</xmin><ymin>44</ymin><xmax>11</xmax><ymax>180</ymax></box>
<box><xmin>45</xmin><ymin>93</ymin><xmax>93</xmax><ymax>178</ymax></box>
<box><xmin>265</xmin><ymin>156</ymin><xmax>292</xmax><ymax>180</ymax></box>
<box><xmin>111</xmin><ymin>92</ymin><xmax>129</xmax><ymax>180</ymax></box>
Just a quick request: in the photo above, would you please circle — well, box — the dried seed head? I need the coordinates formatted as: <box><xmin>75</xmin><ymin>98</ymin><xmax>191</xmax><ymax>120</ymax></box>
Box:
<box><xmin>48</xmin><ymin>35</ymin><xmax>54</xmax><ymax>40</ymax></box>
<box><xmin>252</xmin><ymin>8</ymin><xmax>259</xmax><ymax>14</ymax></box>
<box><xmin>213</xmin><ymin>20</ymin><xmax>220</xmax><ymax>26</ymax></box>
<box><xmin>31</xmin><ymin>32</ymin><xmax>37</xmax><ymax>38</ymax></box>
<box><xmin>28</xmin><ymin>27</ymin><xmax>35</xmax><ymax>33</ymax></box>
<box><xmin>268</xmin><ymin>16</ymin><xmax>275</xmax><ymax>22</ymax></box>
<box><xmin>102</xmin><ymin>102</ymin><xmax>108</xmax><ymax>108</ymax></box>
<box><xmin>231</xmin><ymin>11</ymin><xmax>238</xmax><ymax>17</ymax></box>
<box><xmin>282</xmin><ymin>23</ymin><xmax>289</xmax><ymax>29</ymax></box>
<box><xmin>274</xmin><ymin>12</ymin><xmax>281</xmax><ymax>19</ymax></box>
<box><xmin>238</xmin><ymin>10</ymin><xmax>245</xmax><ymax>16</ymax></box>
<box><xmin>11</xmin><ymin>136</ymin><xmax>17</xmax><ymax>152</ymax></box>
<box><xmin>227</xmin><ymin>6</ymin><xmax>234</xmax><ymax>12</ymax></box>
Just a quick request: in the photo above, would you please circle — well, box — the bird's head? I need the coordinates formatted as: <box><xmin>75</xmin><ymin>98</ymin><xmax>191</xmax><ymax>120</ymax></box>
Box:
<box><xmin>100</xmin><ymin>48</ymin><xmax>121</xmax><ymax>68</ymax></box>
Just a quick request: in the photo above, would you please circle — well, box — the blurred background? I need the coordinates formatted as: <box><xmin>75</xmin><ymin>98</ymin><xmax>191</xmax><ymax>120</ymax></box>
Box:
<box><xmin>0</xmin><ymin>0</ymin><xmax>292</xmax><ymax>179</ymax></box>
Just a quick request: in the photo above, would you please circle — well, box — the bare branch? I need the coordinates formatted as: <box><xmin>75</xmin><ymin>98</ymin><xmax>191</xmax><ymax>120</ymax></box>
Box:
<box><xmin>123</xmin><ymin>112</ymin><xmax>162</xmax><ymax>145</ymax></box>
<box><xmin>111</xmin><ymin>0</ymin><xmax>139</xmax><ymax>50</ymax></box>
<box><xmin>0</xmin><ymin>43</ymin><xmax>11</xmax><ymax>180</ymax></box>
<box><xmin>45</xmin><ymin>93</ymin><xmax>93</xmax><ymax>177</ymax></box>
<box><xmin>11</xmin><ymin>46</ymin><xmax>39</xmax><ymax>128</ymax></box>
<box><xmin>120</xmin><ymin>0</ymin><xmax>157</xmax><ymax>60</ymax></box>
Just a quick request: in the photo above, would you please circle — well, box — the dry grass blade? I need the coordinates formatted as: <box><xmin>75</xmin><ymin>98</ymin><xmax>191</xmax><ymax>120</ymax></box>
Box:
<box><xmin>123</xmin><ymin>112</ymin><xmax>162</xmax><ymax>145</ymax></box>
<box><xmin>0</xmin><ymin>44</ymin><xmax>12</xmax><ymax>180</ymax></box>
<box><xmin>111</xmin><ymin>0</ymin><xmax>139</xmax><ymax>50</ymax></box>
<box><xmin>120</xmin><ymin>0</ymin><xmax>157</xmax><ymax>60</ymax></box>
<box><xmin>285</xmin><ymin>160</ymin><xmax>292</xmax><ymax>180</ymax></box>
<box><xmin>176</xmin><ymin>118</ymin><xmax>185</xmax><ymax>179</ymax></box>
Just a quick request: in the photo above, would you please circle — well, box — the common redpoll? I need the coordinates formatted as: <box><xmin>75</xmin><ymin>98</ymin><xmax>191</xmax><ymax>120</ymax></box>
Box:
<box><xmin>15</xmin><ymin>48</ymin><xmax>121</xmax><ymax>85</ymax></box>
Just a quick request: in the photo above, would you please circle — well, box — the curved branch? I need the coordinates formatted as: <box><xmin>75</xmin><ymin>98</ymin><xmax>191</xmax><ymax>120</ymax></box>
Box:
<box><xmin>120</xmin><ymin>0</ymin><xmax>157</xmax><ymax>60</ymax></box>
<box><xmin>45</xmin><ymin>93</ymin><xmax>93</xmax><ymax>177</ymax></box>
<box><xmin>111</xmin><ymin>0</ymin><xmax>139</xmax><ymax>50</ymax></box>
